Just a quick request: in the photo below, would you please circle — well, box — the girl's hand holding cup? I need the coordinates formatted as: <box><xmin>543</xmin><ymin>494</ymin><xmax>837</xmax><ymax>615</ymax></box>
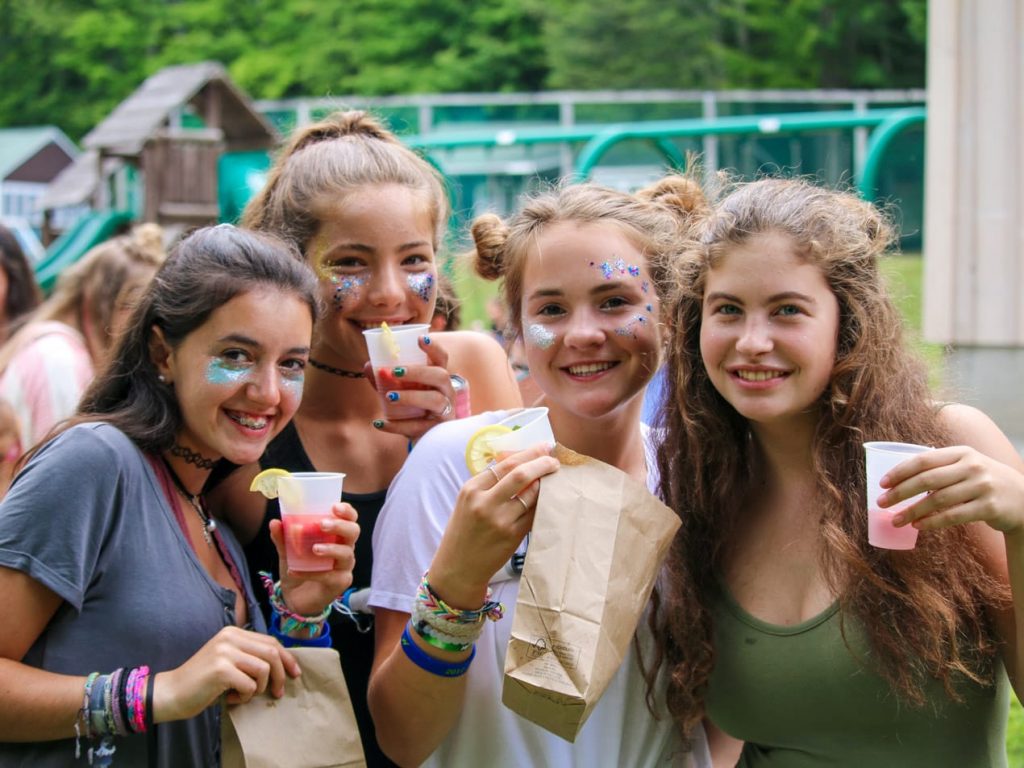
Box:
<box><xmin>364</xmin><ymin>324</ymin><xmax>460</xmax><ymax>438</ymax></box>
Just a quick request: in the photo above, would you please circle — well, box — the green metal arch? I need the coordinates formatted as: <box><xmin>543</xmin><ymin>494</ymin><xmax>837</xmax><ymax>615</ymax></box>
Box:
<box><xmin>857</xmin><ymin>107</ymin><xmax>927</xmax><ymax>201</ymax></box>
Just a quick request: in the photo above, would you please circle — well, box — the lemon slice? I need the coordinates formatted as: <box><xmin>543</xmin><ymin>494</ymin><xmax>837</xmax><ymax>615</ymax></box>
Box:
<box><xmin>464</xmin><ymin>424</ymin><xmax>513</xmax><ymax>474</ymax></box>
<box><xmin>379</xmin><ymin>321</ymin><xmax>401</xmax><ymax>363</ymax></box>
<box><xmin>249</xmin><ymin>467</ymin><xmax>291</xmax><ymax>499</ymax></box>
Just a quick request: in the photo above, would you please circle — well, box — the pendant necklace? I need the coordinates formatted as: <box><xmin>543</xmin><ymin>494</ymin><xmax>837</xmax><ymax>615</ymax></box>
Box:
<box><xmin>161</xmin><ymin>457</ymin><xmax>217</xmax><ymax>545</ymax></box>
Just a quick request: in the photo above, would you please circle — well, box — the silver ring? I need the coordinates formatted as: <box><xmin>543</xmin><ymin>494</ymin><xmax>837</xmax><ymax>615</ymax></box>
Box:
<box><xmin>511</xmin><ymin>494</ymin><xmax>529</xmax><ymax>512</ymax></box>
<box><xmin>439</xmin><ymin>397</ymin><xmax>453</xmax><ymax>419</ymax></box>
<box><xmin>487</xmin><ymin>465</ymin><xmax>500</xmax><ymax>483</ymax></box>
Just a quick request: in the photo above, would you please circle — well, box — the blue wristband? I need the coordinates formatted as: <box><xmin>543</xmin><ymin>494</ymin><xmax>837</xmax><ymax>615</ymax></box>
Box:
<box><xmin>400</xmin><ymin>622</ymin><xmax>475</xmax><ymax>677</ymax></box>
<box><xmin>269</xmin><ymin>610</ymin><xmax>333</xmax><ymax>648</ymax></box>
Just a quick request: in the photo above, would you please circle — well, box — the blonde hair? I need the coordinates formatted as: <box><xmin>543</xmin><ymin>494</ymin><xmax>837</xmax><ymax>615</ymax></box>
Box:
<box><xmin>242</xmin><ymin>110</ymin><xmax>450</xmax><ymax>254</ymax></box>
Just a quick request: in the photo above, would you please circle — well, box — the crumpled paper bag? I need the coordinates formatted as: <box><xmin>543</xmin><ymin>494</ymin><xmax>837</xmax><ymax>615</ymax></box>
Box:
<box><xmin>221</xmin><ymin>647</ymin><xmax>367</xmax><ymax>768</ymax></box>
<box><xmin>501</xmin><ymin>444</ymin><xmax>681</xmax><ymax>742</ymax></box>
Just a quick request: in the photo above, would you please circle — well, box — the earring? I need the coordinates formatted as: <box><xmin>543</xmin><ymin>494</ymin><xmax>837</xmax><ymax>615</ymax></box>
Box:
<box><xmin>157</xmin><ymin>374</ymin><xmax>167</xmax><ymax>383</ymax></box>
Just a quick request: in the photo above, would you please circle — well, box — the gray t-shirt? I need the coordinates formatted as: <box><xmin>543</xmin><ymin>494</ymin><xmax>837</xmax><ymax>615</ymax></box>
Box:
<box><xmin>0</xmin><ymin>422</ymin><xmax>264</xmax><ymax>767</ymax></box>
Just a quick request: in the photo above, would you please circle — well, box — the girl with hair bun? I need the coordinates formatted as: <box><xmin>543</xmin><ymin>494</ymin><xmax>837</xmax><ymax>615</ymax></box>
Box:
<box><xmin>211</xmin><ymin>110</ymin><xmax>522</xmax><ymax>766</ymax></box>
<box><xmin>655</xmin><ymin>177</ymin><xmax>1024</xmax><ymax>765</ymax></box>
<box><xmin>368</xmin><ymin>178</ymin><xmax>712</xmax><ymax>767</ymax></box>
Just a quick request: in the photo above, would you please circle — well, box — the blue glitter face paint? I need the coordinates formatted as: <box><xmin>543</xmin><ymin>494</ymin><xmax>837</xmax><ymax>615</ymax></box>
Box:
<box><xmin>615</xmin><ymin>315</ymin><xmax>649</xmax><ymax>339</ymax></box>
<box><xmin>526</xmin><ymin>323</ymin><xmax>556</xmax><ymax>349</ymax></box>
<box><xmin>206</xmin><ymin>359</ymin><xmax>251</xmax><ymax>386</ymax></box>
<box><xmin>329</xmin><ymin>274</ymin><xmax>366</xmax><ymax>312</ymax></box>
<box><xmin>593</xmin><ymin>256</ymin><xmax>644</xmax><ymax>281</ymax></box>
<box><xmin>407</xmin><ymin>272</ymin><xmax>435</xmax><ymax>303</ymax></box>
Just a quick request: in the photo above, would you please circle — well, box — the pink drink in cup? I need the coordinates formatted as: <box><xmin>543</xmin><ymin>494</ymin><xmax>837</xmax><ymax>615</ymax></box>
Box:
<box><xmin>363</xmin><ymin>324</ymin><xmax>430</xmax><ymax>419</ymax></box>
<box><xmin>864</xmin><ymin>441</ymin><xmax>933</xmax><ymax>550</ymax></box>
<box><xmin>277</xmin><ymin>472</ymin><xmax>345</xmax><ymax>571</ymax></box>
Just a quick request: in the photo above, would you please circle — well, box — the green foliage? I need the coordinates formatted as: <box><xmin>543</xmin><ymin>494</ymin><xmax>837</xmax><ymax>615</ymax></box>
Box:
<box><xmin>0</xmin><ymin>0</ymin><xmax>925</xmax><ymax>143</ymax></box>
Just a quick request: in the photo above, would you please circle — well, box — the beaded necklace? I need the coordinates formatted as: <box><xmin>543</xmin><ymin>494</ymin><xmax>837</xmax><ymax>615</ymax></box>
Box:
<box><xmin>308</xmin><ymin>358</ymin><xmax>365</xmax><ymax>379</ymax></box>
<box><xmin>161</xmin><ymin>458</ymin><xmax>216</xmax><ymax>546</ymax></box>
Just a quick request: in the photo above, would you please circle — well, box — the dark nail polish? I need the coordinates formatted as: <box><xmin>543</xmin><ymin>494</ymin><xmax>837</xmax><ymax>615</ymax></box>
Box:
<box><xmin>386</xmin><ymin>391</ymin><xmax>400</xmax><ymax>402</ymax></box>
<box><xmin>422</xmin><ymin>335</ymin><xmax>431</xmax><ymax>345</ymax></box>
<box><xmin>372</xmin><ymin>419</ymin><xmax>385</xmax><ymax>429</ymax></box>
<box><xmin>393</xmin><ymin>367</ymin><xmax>406</xmax><ymax>377</ymax></box>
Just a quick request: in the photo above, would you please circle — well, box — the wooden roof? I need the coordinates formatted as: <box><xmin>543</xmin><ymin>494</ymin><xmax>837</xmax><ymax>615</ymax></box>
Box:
<box><xmin>83</xmin><ymin>61</ymin><xmax>279</xmax><ymax>156</ymax></box>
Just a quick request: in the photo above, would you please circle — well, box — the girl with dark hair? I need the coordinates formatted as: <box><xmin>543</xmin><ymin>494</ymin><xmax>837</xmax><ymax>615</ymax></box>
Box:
<box><xmin>655</xmin><ymin>178</ymin><xmax>1024</xmax><ymax>766</ymax></box>
<box><xmin>212</xmin><ymin>109</ymin><xmax>522</xmax><ymax>766</ymax></box>
<box><xmin>0</xmin><ymin>225</ymin><xmax>358</xmax><ymax>766</ymax></box>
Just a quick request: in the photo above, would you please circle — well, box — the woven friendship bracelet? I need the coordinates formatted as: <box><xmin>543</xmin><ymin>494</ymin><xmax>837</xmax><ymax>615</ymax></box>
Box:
<box><xmin>416</xmin><ymin>572</ymin><xmax>504</xmax><ymax>625</ymax></box>
<box><xmin>259</xmin><ymin>571</ymin><xmax>331</xmax><ymax>638</ymax></box>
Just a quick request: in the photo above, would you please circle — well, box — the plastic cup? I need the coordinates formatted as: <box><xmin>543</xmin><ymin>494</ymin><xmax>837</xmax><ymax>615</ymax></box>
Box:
<box><xmin>490</xmin><ymin>407</ymin><xmax>555</xmax><ymax>458</ymax></box>
<box><xmin>362</xmin><ymin>324</ymin><xmax>430</xmax><ymax>419</ymax></box>
<box><xmin>864</xmin><ymin>442</ymin><xmax>932</xmax><ymax>550</ymax></box>
<box><xmin>277</xmin><ymin>472</ymin><xmax>345</xmax><ymax>571</ymax></box>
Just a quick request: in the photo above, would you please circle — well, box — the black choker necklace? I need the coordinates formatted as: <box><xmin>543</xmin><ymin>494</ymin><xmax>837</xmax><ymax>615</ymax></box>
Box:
<box><xmin>161</xmin><ymin>457</ymin><xmax>216</xmax><ymax>546</ymax></box>
<box><xmin>170</xmin><ymin>444</ymin><xmax>216</xmax><ymax>470</ymax></box>
<box><xmin>308</xmin><ymin>358</ymin><xmax>365</xmax><ymax>379</ymax></box>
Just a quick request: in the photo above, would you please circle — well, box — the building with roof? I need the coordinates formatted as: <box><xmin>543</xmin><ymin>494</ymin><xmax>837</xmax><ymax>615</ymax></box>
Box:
<box><xmin>39</xmin><ymin>61</ymin><xmax>278</xmax><ymax>241</ymax></box>
<box><xmin>0</xmin><ymin>126</ymin><xmax>79</xmax><ymax>231</ymax></box>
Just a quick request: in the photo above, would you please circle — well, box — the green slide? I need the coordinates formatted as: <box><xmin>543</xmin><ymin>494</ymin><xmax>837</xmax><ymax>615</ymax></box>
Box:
<box><xmin>34</xmin><ymin>210</ymin><xmax>134</xmax><ymax>295</ymax></box>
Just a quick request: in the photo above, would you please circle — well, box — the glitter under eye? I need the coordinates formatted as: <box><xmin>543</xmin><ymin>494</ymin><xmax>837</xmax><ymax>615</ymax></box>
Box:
<box><xmin>526</xmin><ymin>323</ymin><xmax>556</xmax><ymax>349</ymax></box>
<box><xmin>206</xmin><ymin>359</ymin><xmax>251</xmax><ymax>385</ymax></box>
<box><xmin>331</xmin><ymin>275</ymin><xmax>365</xmax><ymax>311</ymax></box>
<box><xmin>407</xmin><ymin>273</ymin><xmax>435</xmax><ymax>303</ymax></box>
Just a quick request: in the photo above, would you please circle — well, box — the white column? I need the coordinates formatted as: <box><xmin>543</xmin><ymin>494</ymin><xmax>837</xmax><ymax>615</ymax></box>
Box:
<box><xmin>923</xmin><ymin>0</ymin><xmax>1024</xmax><ymax>345</ymax></box>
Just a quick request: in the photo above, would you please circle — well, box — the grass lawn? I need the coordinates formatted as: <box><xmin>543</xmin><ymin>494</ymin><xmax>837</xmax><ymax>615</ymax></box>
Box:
<box><xmin>882</xmin><ymin>254</ymin><xmax>1024</xmax><ymax>763</ymax></box>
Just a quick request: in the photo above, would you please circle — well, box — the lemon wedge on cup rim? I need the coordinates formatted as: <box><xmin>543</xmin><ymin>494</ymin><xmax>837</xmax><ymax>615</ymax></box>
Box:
<box><xmin>464</xmin><ymin>424</ymin><xmax>513</xmax><ymax>474</ymax></box>
<box><xmin>379</xmin><ymin>321</ymin><xmax>402</xmax><ymax>363</ymax></box>
<box><xmin>249</xmin><ymin>467</ymin><xmax>292</xmax><ymax>499</ymax></box>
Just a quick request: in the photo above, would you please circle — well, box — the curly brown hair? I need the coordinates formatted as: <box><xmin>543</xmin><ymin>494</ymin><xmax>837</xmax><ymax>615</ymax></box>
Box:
<box><xmin>652</xmin><ymin>178</ymin><xmax>1010</xmax><ymax>736</ymax></box>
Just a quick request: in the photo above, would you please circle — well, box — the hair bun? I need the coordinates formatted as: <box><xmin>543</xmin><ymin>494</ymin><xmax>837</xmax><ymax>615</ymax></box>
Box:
<box><xmin>470</xmin><ymin>214</ymin><xmax>510</xmax><ymax>281</ymax></box>
<box><xmin>638</xmin><ymin>175</ymin><xmax>711</xmax><ymax>220</ymax></box>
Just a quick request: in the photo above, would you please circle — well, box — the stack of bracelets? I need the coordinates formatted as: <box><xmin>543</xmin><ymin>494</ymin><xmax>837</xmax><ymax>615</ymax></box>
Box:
<box><xmin>260</xmin><ymin>572</ymin><xmax>334</xmax><ymax>648</ymax></box>
<box><xmin>75</xmin><ymin>665</ymin><xmax>153</xmax><ymax>764</ymax></box>
<box><xmin>402</xmin><ymin>572</ymin><xmax>504</xmax><ymax>678</ymax></box>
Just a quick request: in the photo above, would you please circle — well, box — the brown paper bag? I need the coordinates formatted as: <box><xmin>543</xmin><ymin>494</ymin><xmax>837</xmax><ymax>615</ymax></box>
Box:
<box><xmin>501</xmin><ymin>444</ymin><xmax>681</xmax><ymax>742</ymax></box>
<box><xmin>221</xmin><ymin>647</ymin><xmax>367</xmax><ymax>768</ymax></box>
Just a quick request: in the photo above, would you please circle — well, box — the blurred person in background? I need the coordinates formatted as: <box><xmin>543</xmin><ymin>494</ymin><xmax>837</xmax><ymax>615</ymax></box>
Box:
<box><xmin>0</xmin><ymin>222</ymin><xmax>43</xmax><ymax>344</ymax></box>
<box><xmin>0</xmin><ymin>223</ymin><xmax>166</xmax><ymax>494</ymax></box>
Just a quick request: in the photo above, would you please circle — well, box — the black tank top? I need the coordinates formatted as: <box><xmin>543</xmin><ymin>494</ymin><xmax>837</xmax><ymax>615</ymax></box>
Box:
<box><xmin>245</xmin><ymin>421</ymin><xmax>396</xmax><ymax>768</ymax></box>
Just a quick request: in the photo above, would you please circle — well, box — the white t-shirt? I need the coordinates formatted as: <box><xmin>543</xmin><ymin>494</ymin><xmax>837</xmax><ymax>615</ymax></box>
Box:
<box><xmin>370</xmin><ymin>411</ymin><xmax>710</xmax><ymax>768</ymax></box>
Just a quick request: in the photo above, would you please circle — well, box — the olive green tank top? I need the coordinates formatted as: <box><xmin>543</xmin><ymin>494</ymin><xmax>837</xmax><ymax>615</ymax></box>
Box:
<box><xmin>706</xmin><ymin>583</ymin><xmax>1009</xmax><ymax>767</ymax></box>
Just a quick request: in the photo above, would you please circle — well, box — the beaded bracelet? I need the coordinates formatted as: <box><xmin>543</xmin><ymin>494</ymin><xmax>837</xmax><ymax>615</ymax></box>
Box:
<box><xmin>269</xmin><ymin>609</ymin><xmax>334</xmax><ymax>648</ymax></box>
<box><xmin>400</xmin><ymin>622</ymin><xmax>475</xmax><ymax>678</ymax></box>
<box><xmin>259</xmin><ymin>571</ymin><xmax>331</xmax><ymax>638</ymax></box>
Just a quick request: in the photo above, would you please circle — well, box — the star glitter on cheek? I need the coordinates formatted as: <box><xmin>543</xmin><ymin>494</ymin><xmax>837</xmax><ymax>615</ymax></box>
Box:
<box><xmin>407</xmin><ymin>273</ymin><xmax>435</xmax><ymax>303</ymax></box>
<box><xmin>526</xmin><ymin>323</ymin><xmax>556</xmax><ymax>349</ymax></box>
